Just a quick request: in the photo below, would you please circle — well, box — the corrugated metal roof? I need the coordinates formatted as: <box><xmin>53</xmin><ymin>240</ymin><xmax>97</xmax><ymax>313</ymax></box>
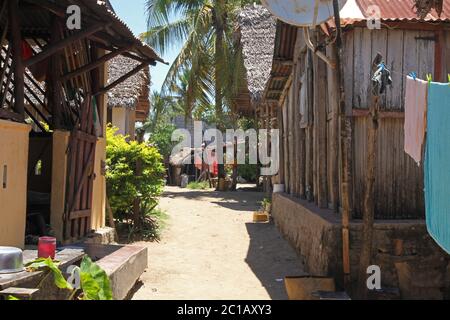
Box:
<box><xmin>342</xmin><ymin>0</ymin><xmax>450</xmax><ymax>23</ymax></box>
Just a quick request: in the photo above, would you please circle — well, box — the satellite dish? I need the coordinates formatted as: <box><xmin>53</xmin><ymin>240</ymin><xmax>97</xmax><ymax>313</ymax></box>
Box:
<box><xmin>261</xmin><ymin>0</ymin><xmax>348</xmax><ymax>27</ymax></box>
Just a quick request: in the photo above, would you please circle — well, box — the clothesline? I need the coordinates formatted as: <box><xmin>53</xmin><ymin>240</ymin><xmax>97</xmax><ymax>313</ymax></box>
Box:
<box><xmin>382</xmin><ymin>66</ymin><xmax>450</xmax><ymax>84</ymax></box>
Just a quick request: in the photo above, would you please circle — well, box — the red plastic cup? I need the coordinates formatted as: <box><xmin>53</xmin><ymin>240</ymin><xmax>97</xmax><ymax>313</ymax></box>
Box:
<box><xmin>38</xmin><ymin>237</ymin><xmax>57</xmax><ymax>259</ymax></box>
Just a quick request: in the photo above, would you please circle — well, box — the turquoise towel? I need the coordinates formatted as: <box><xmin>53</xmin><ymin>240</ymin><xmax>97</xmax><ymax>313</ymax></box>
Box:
<box><xmin>425</xmin><ymin>82</ymin><xmax>450</xmax><ymax>253</ymax></box>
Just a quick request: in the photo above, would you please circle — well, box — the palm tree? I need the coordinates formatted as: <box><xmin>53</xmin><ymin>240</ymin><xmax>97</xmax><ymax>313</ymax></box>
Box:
<box><xmin>142</xmin><ymin>0</ymin><xmax>252</xmax><ymax>186</ymax></box>
<box><xmin>147</xmin><ymin>90</ymin><xmax>175</xmax><ymax>132</ymax></box>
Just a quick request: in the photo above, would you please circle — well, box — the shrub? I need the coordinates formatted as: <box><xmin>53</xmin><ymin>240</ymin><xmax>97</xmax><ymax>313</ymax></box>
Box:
<box><xmin>187</xmin><ymin>181</ymin><xmax>210</xmax><ymax>190</ymax></box>
<box><xmin>106</xmin><ymin>126</ymin><xmax>165</xmax><ymax>227</ymax></box>
<box><xmin>237</xmin><ymin>163</ymin><xmax>258</xmax><ymax>182</ymax></box>
<box><xmin>148</xmin><ymin>121</ymin><xmax>177</xmax><ymax>160</ymax></box>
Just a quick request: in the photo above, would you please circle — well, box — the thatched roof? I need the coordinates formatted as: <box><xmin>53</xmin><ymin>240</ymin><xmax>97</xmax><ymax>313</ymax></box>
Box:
<box><xmin>237</xmin><ymin>4</ymin><xmax>276</xmax><ymax>103</ymax></box>
<box><xmin>107</xmin><ymin>55</ymin><xmax>150</xmax><ymax>109</ymax></box>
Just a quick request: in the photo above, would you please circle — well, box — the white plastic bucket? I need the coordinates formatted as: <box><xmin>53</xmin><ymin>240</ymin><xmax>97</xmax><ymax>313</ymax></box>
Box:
<box><xmin>273</xmin><ymin>184</ymin><xmax>285</xmax><ymax>193</ymax></box>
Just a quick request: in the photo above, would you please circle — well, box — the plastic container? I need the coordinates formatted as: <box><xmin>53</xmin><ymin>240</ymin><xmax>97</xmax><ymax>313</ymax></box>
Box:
<box><xmin>38</xmin><ymin>237</ymin><xmax>57</xmax><ymax>259</ymax></box>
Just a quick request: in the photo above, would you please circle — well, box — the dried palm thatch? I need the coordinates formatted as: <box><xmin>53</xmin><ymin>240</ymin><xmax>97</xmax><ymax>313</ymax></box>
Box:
<box><xmin>237</xmin><ymin>4</ymin><xmax>276</xmax><ymax>103</ymax></box>
<box><xmin>413</xmin><ymin>0</ymin><xmax>443</xmax><ymax>19</ymax></box>
<box><xmin>107</xmin><ymin>55</ymin><xmax>150</xmax><ymax>109</ymax></box>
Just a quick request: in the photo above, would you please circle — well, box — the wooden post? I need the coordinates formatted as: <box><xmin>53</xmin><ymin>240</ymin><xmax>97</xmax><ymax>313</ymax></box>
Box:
<box><xmin>357</xmin><ymin>54</ymin><xmax>382</xmax><ymax>298</ymax></box>
<box><xmin>283</xmin><ymin>96</ymin><xmax>290</xmax><ymax>194</ymax></box>
<box><xmin>305</xmin><ymin>49</ymin><xmax>314</xmax><ymax>202</ymax></box>
<box><xmin>332</xmin><ymin>0</ymin><xmax>353</xmax><ymax>288</ymax></box>
<box><xmin>278</xmin><ymin>104</ymin><xmax>285</xmax><ymax>185</ymax></box>
<box><xmin>313</xmin><ymin>31</ymin><xmax>328</xmax><ymax>208</ymax></box>
<box><xmin>293</xmin><ymin>61</ymin><xmax>300</xmax><ymax>197</ymax></box>
<box><xmin>288</xmin><ymin>84</ymin><xmax>294</xmax><ymax>195</ymax></box>
<box><xmin>9</xmin><ymin>0</ymin><xmax>24</xmax><ymax>120</ymax></box>
<box><xmin>49</xmin><ymin>18</ymin><xmax>63</xmax><ymax>129</ymax></box>
<box><xmin>327</xmin><ymin>44</ymin><xmax>340</xmax><ymax>211</ymax></box>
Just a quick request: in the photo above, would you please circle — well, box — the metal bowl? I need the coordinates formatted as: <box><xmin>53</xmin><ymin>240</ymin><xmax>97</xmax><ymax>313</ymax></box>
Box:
<box><xmin>0</xmin><ymin>247</ymin><xmax>24</xmax><ymax>274</ymax></box>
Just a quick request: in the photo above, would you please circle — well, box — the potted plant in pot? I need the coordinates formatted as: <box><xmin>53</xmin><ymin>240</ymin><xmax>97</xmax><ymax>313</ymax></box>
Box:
<box><xmin>253</xmin><ymin>198</ymin><xmax>272</xmax><ymax>223</ymax></box>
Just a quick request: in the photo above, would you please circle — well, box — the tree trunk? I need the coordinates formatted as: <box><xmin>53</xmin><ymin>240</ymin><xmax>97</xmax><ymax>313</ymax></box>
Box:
<box><xmin>133</xmin><ymin>130</ymin><xmax>145</xmax><ymax>229</ymax></box>
<box><xmin>213</xmin><ymin>4</ymin><xmax>226</xmax><ymax>190</ymax></box>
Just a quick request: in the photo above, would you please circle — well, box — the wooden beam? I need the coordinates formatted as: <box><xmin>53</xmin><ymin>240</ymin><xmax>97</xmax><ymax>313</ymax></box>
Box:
<box><xmin>24</xmin><ymin>23</ymin><xmax>108</xmax><ymax>68</ymax></box>
<box><xmin>61</xmin><ymin>46</ymin><xmax>132</xmax><ymax>82</ymax></box>
<box><xmin>352</xmin><ymin>109</ymin><xmax>404</xmax><ymax>118</ymax></box>
<box><xmin>9</xmin><ymin>0</ymin><xmax>24</xmax><ymax>120</ymax></box>
<box><xmin>94</xmin><ymin>62</ymin><xmax>148</xmax><ymax>96</ymax></box>
<box><xmin>0</xmin><ymin>108</ymin><xmax>22</xmax><ymax>122</ymax></box>
<box><xmin>23</xmin><ymin>0</ymin><xmax>66</xmax><ymax>17</ymax></box>
<box><xmin>273</xmin><ymin>58</ymin><xmax>294</xmax><ymax>66</ymax></box>
<box><xmin>89</xmin><ymin>40</ymin><xmax>156</xmax><ymax>66</ymax></box>
<box><xmin>0</xmin><ymin>287</ymin><xmax>39</xmax><ymax>299</ymax></box>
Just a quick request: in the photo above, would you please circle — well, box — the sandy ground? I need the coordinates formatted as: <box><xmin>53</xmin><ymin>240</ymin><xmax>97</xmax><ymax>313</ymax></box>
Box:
<box><xmin>131</xmin><ymin>185</ymin><xmax>306</xmax><ymax>300</ymax></box>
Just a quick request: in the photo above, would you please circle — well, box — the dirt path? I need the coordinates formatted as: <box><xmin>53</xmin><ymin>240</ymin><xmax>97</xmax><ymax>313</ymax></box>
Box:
<box><xmin>131</xmin><ymin>186</ymin><xmax>306</xmax><ymax>300</ymax></box>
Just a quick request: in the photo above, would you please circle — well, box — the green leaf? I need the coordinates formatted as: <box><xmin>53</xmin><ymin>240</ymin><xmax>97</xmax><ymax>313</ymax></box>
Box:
<box><xmin>7</xmin><ymin>295</ymin><xmax>20</xmax><ymax>300</ymax></box>
<box><xmin>26</xmin><ymin>257</ymin><xmax>73</xmax><ymax>290</ymax></box>
<box><xmin>79</xmin><ymin>256</ymin><xmax>113</xmax><ymax>300</ymax></box>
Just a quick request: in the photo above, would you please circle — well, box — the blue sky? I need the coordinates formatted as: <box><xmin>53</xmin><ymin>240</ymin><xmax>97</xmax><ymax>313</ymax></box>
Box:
<box><xmin>110</xmin><ymin>0</ymin><xmax>180</xmax><ymax>92</ymax></box>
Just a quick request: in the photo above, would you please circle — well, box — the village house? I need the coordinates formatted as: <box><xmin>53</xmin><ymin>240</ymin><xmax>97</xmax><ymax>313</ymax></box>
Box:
<box><xmin>107</xmin><ymin>55</ymin><xmax>151</xmax><ymax>139</ymax></box>
<box><xmin>262</xmin><ymin>0</ymin><xmax>450</xmax><ymax>298</ymax></box>
<box><xmin>0</xmin><ymin>0</ymin><xmax>164</xmax><ymax>249</ymax></box>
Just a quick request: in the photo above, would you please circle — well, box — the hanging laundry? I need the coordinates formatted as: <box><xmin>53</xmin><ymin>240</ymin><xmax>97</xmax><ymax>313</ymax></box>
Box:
<box><xmin>404</xmin><ymin>76</ymin><xmax>428</xmax><ymax>166</ymax></box>
<box><xmin>371</xmin><ymin>63</ymin><xmax>392</xmax><ymax>95</ymax></box>
<box><xmin>424</xmin><ymin>81</ymin><xmax>450</xmax><ymax>254</ymax></box>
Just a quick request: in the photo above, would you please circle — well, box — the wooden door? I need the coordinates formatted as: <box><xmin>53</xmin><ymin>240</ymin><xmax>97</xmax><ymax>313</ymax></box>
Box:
<box><xmin>64</xmin><ymin>95</ymin><xmax>97</xmax><ymax>241</ymax></box>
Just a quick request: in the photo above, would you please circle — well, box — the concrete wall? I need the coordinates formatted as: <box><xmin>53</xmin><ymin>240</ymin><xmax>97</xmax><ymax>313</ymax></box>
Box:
<box><xmin>272</xmin><ymin>193</ymin><xmax>450</xmax><ymax>299</ymax></box>
<box><xmin>91</xmin><ymin>137</ymin><xmax>106</xmax><ymax>231</ymax></box>
<box><xmin>50</xmin><ymin>130</ymin><xmax>70</xmax><ymax>241</ymax></box>
<box><xmin>0</xmin><ymin>120</ymin><xmax>31</xmax><ymax>248</ymax></box>
<box><xmin>111</xmin><ymin>108</ymin><xmax>136</xmax><ymax>139</ymax></box>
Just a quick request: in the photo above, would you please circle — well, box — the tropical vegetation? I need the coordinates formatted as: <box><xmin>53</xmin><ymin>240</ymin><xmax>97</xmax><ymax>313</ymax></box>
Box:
<box><xmin>142</xmin><ymin>0</ymin><xmax>257</xmax><ymax>183</ymax></box>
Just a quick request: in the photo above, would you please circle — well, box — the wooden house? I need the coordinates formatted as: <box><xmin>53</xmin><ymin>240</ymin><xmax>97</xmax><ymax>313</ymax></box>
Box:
<box><xmin>265</xmin><ymin>0</ymin><xmax>450</xmax><ymax>298</ymax></box>
<box><xmin>0</xmin><ymin>0</ymin><xmax>164</xmax><ymax>248</ymax></box>
<box><xmin>107</xmin><ymin>55</ymin><xmax>150</xmax><ymax>139</ymax></box>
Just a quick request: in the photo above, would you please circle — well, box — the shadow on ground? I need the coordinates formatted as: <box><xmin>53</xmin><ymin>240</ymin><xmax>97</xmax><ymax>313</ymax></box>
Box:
<box><xmin>245</xmin><ymin>222</ymin><xmax>307</xmax><ymax>299</ymax></box>
<box><xmin>163</xmin><ymin>189</ymin><xmax>264</xmax><ymax>212</ymax></box>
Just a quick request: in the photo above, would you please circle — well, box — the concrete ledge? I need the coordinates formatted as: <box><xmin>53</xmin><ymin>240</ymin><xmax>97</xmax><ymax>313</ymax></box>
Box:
<box><xmin>272</xmin><ymin>193</ymin><xmax>450</xmax><ymax>299</ymax></box>
<box><xmin>83</xmin><ymin>244</ymin><xmax>148</xmax><ymax>300</ymax></box>
<box><xmin>84</xmin><ymin>227</ymin><xmax>116</xmax><ymax>245</ymax></box>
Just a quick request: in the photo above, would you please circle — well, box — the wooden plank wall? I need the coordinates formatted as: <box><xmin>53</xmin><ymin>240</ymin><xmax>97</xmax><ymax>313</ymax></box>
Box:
<box><xmin>278</xmin><ymin>26</ymin><xmax>443</xmax><ymax>220</ymax></box>
<box><xmin>344</xmin><ymin>27</ymin><xmax>435</xmax><ymax>219</ymax></box>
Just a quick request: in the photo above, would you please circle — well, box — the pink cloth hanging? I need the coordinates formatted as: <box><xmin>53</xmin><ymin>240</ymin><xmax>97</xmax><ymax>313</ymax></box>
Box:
<box><xmin>404</xmin><ymin>76</ymin><xmax>428</xmax><ymax>166</ymax></box>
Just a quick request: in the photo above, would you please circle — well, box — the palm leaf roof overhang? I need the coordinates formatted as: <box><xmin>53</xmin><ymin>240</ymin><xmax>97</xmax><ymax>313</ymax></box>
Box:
<box><xmin>234</xmin><ymin>4</ymin><xmax>276</xmax><ymax>116</ymax></box>
<box><xmin>262</xmin><ymin>20</ymin><xmax>297</xmax><ymax>104</ymax></box>
<box><xmin>16</xmin><ymin>0</ymin><xmax>166</xmax><ymax>66</ymax></box>
<box><xmin>107</xmin><ymin>55</ymin><xmax>150</xmax><ymax>111</ymax></box>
